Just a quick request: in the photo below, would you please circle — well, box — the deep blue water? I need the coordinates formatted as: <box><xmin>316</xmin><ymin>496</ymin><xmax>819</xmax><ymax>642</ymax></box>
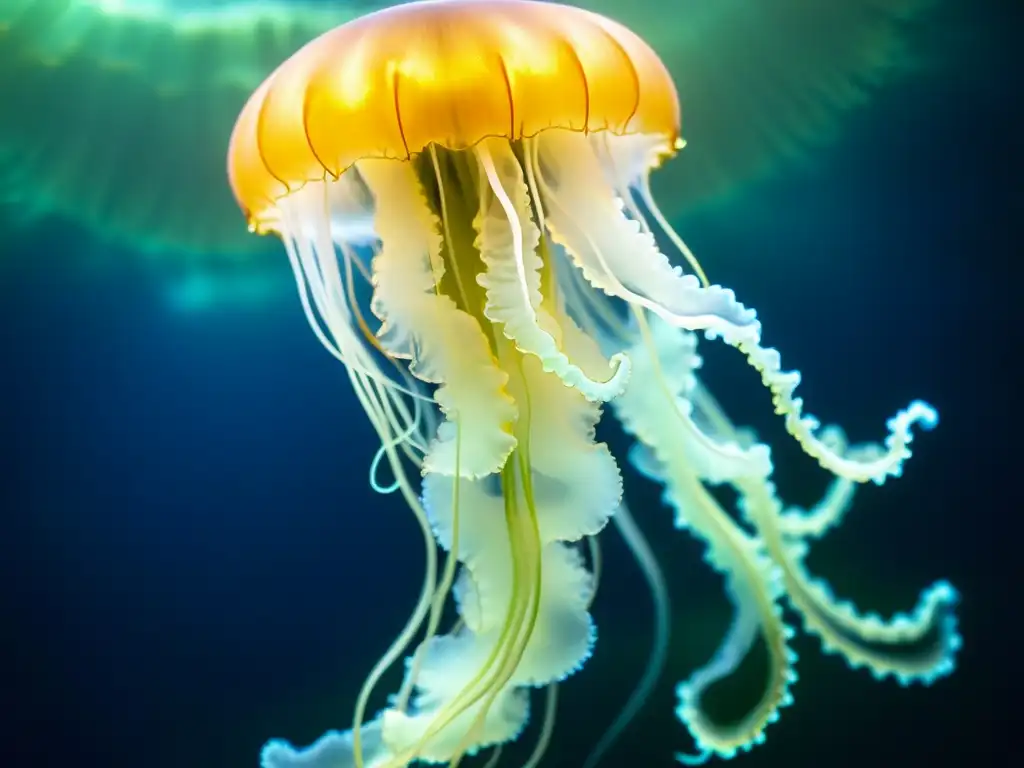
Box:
<box><xmin>1</xmin><ymin>2</ymin><xmax>1013</xmax><ymax>767</ymax></box>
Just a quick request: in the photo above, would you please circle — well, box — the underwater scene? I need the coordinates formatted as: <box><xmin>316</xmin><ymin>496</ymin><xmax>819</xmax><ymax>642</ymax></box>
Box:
<box><xmin>1</xmin><ymin>1</ymin><xmax>1009</xmax><ymax>767</ymax></box>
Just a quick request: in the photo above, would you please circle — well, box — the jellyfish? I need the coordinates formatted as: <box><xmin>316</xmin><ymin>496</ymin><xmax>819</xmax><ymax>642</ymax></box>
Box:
<box><xmin>225</xmin><ymin>1</ymin><xmax>960</xmax><ymax>766</ymax></box>
<box><xmin>1</xmin><ymin>0</ymin><xmax>935</xmax><ymax>263</ymax></box>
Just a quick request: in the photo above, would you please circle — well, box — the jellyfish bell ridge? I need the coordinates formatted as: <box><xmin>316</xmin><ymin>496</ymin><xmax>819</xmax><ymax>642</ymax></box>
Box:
<box><xmin>227</xmin><ymin>0</ymin><xmax>682</xmax><ymax>234</ymax></box>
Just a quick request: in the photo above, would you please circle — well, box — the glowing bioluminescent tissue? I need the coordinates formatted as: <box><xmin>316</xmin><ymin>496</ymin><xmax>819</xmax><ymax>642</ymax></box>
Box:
<box><xmin>226</xmin><ymin>2</ymin><xmax>961</xmax><ymax>766</ymax></box>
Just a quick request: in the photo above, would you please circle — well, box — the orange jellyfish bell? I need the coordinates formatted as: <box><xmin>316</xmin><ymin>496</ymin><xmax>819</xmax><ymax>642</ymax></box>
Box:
<box><xmin>227</xmin><ymin>0</ymin><xmax>681</xmax><ymax>233</ymax></box>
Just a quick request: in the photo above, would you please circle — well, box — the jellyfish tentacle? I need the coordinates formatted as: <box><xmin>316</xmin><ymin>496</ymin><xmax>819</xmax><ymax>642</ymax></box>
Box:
<box><xmin>736</xmin><ymin>476</ymin><xmax>961</xmax><ymax>685</ymax></box>
<box><xmin>734</xmin><ymin>341</ymin><xmax>939</xmax><ymax>484</ymax></box>
<box><xmin>282</xmin><ymin>198</ymin><xmax>436</xmax><ymax>487</ymax></box>
<box><xmin>509</xmin><ymin>344</ymin><xmax>623</xmax><ymax>547</ymax></box>
<box><xmin>672</xmin><ymin>560</ymin><xmax>791</xmax><ymax>766</ymax></box>
<box><xmin>302</xmin><ymin>251</ymin><xmax>620</xmax><ymax>766</ymax></box>
<box><xmin>341</xmin><ymin>371</ymin><xmax>444</xmax><ymax>767</ymax></box>
<box><xmin>280</xmin><ymin>168</ymin><xmax>521</xmax><ymax>766</ymax></box>
<box><xmin>540</xmin><ymin>130</ymin><xmax>936</xmax><ymax>486</ymax></box>
<box><xmin>626</xmin><ymin>446</ymin><xmax>796</xmax><ymax>762</ymax></box>
<box><xmin>283</xmin><ymin>206</ymin><xmax>411</xmax><ymax>400</ymax></box>
<box><xmin>423</xmin><ymin>349</ymin><xmax>616</xmax><ymax>665</ymax></box>
<box><xmin>675</xmin><ymin>326</ymin><xmax>959</xmax><ymax>684</ymax></box>
<box><xmin>356</xmin><ymin>410</ymin><xmax>537</xmax><ymax>765</ymax></box>
<box><xmin>277</xmin><ymin>196</ymin><xmax>447</xmax><ymax>760</ymax></box>
<box><xmin>685</xmin><ymin>347</ymin><xmax>958</xmax><ymax>679</ymax></box>
<box><xmin>583</xmin><ymin>501</ymin><xmax>671</xmax><ymax>768</ymax></box>
<box><xmin>591</xmin><ymin>133</ymin><xmax>710</xmax><ymax>288</ymax></box>
<box><xmin>339</xmin><ymin>238</ymin><xmax>438</xmax><ymax>465</ymax></box>
<box><xmin>522</xmin><ymin>683</ymin><xmax>559</xmax><ymax>768</ymax></box>
<box><xmin>383</xmin><ymin>469</ymin><xmax>537</xmax><ymax>762</ymax></box>
<box><xmin>391</xmin><ymin>433</ymin><xmax>469</xmax><ymax>716</ymax></box>
<box><xmin>537</xmin><ymin>132</ymin><xmax>760</xmax><ymax>345</ymax></box>
<box><xmin>358</xmin><ymin>159</ymin><xmax>518</xmax><ymax>479</ymax></box>
<box><xmin>475</xmin><ymin>138</ymin><xmax>630</xmax><ymax>403</ymax></box>
<box><xmin>688</xmin><ymin>385</ymin><xmax>874</xmax><ymax>541</ymax></box>
<box><xmin>613</xmin><ymin>314</ymin><xmax>798</xmax><ymax>760</ymax></box>
<box><xmin>775</xmin><ymin>437</ymin><xmax>883</xmax><ymax>538</ymax></box>
<box><xmin>351</xmin><ymin>148</ymin><xmax>620</xmax><ymax>766</ymax></box>
<box><xmin>381</xmin><ymin>346</ymin><xmax>618</xmax><ymax>764</ymax></box>
<box><xmin>261</xmin><ymin>724</ymin><xmax>389</xmax><ymax>768</ymax></box>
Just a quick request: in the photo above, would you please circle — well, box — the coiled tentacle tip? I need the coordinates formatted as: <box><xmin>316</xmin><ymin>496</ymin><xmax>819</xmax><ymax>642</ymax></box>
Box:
<box><xmin>930</xmin><ymin>579</ymin><xmax>959</xmax><ymax>603</ymax></box>
<box><xmin>908</xmin><ymin>399</ymin><xmax>939</xmax><ymax>431</ymax></box>
<box><xmin>676</xmin><ymin>748</ymin><xmax>714</xmax><ymax>766</ymax></box>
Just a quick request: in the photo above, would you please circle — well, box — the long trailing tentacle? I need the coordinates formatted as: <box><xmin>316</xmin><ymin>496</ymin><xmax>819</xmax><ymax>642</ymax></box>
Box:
<box><xmin>539</xmin><ymin>130</ymin><xmax>937</xmax><ymax>488</ymax></box>
<box><xmin>634</xmin><ymin>313</ymin><xmax>959</xmax><ymax>760</ymax></box>
<box><xmin>737</xmin><ymin>474</ymin><xmax>960</xmax><ymax>686</ymax></box>
<box><xmin>274</xmin><ymin>187</ymin><xmax>448</xmax><ymax>768</ymax></box>
<box><xmin>582</xmin><ymin>501</ymin><xmax>672</xmax><ymax>768</ymax></box>
<box><xmin>613</xmin><ymin>313</ymin><xmax>798</xmax><ymax>761</ymax></box>
<box><xmin>685</xmin><ymin>353</ymin><xmax>961</xmax><ymax>685</ymax></box>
